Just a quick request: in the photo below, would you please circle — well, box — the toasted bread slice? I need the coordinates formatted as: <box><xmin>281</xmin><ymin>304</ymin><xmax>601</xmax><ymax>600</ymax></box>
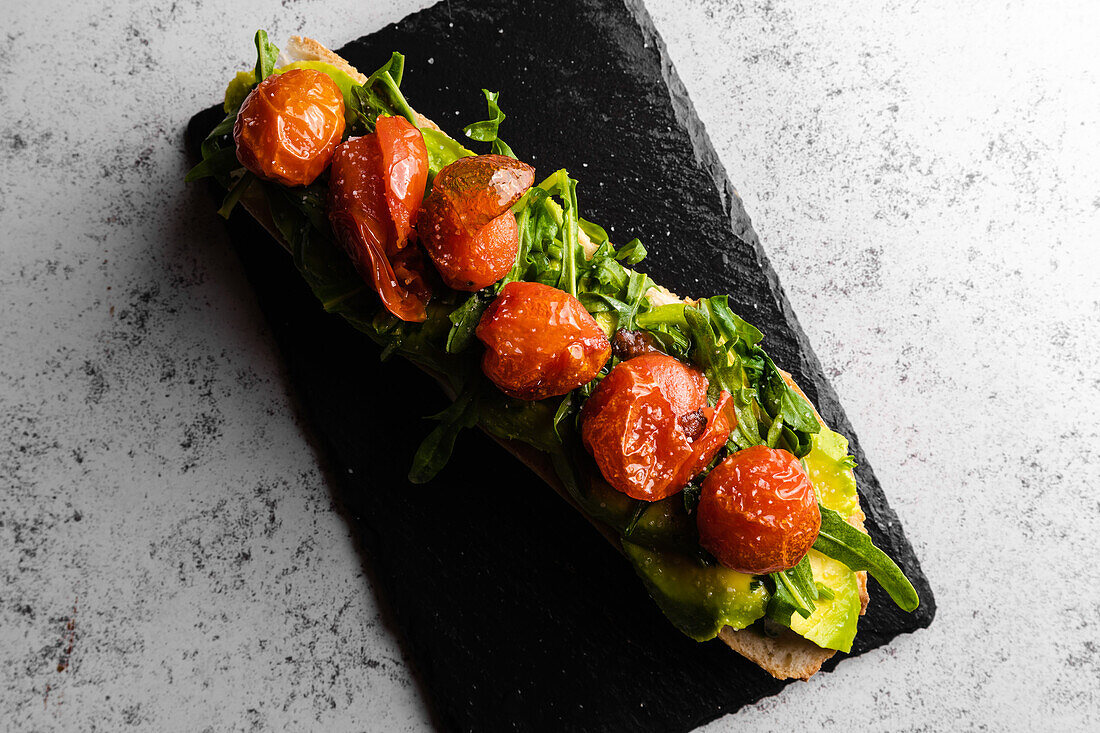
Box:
<box><xmin>235</xmin><ymin>36</ymin><xmax>869</xmax><ymax>681</ymax></box>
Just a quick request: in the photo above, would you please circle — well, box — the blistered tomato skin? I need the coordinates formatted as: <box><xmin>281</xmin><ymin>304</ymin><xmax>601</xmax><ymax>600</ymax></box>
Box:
<box><xmin>476</xmin><ymin>281</ymin><xmax>611</xmax><ymax>400</ymax></box>
<box><xmin>580</xmin><ymin>353</ymin><xmax>734</xmax><ymax>502</ymax></box>
<box><xmin>329</xmin><ymin>126</ymin><xmax>432</xmax><ymax>323</ymax></box>
<box><xmin>697</xmin><ymin>446</ymin><xmax>821</xmax><ymax>575</ymax></box>
<box><xmin>233</xmin><ymin>69</ymin><xmax>346</xmax><ymax>187</ymax></box>
<box><xmin>375</xmin><ymin>115</ymin><xmax>429</xmax><ymax>248</ymax></box>
<box><xmin>419</xmin><ymin>154</ymin><xmax>535</xmax><ymax>291</ymax></box>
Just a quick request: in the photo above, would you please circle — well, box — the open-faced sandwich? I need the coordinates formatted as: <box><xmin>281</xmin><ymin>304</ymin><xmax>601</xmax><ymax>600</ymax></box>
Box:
<box><xmin>187</xmin><ymin>32</ymin><xmax>920</xmax><ymax>681</ymax></box>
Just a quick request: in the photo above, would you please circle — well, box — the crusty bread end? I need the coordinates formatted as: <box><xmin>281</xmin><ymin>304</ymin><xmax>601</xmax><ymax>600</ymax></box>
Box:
<box><xmin>282</xmin><ymin>36</ymin><xmax>368</xmax><ymax>84</ymax></box>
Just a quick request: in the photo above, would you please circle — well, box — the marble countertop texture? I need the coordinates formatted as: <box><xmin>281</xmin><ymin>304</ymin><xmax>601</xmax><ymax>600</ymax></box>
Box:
<box><xmin>2</xmin><ymin>0</ymin><xmax>1097</xmax><ymax>730</ymax></box>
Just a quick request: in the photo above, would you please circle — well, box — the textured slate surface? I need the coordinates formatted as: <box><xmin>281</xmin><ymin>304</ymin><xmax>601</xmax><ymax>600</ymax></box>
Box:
<box><xmin>188</xmin><ymin>0</ymin><xmax>934</xmax><ymax>729</ymax></box>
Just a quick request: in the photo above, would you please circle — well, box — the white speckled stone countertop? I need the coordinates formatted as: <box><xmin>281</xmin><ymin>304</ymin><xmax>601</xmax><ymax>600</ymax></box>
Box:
<box><xmin>2</xmin><ymin>0</ymin><xmax>1097</xmax><ymax>730</ymax></box>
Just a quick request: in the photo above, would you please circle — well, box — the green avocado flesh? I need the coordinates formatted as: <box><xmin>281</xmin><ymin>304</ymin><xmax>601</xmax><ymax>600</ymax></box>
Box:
<box><xmin>622</xmin><ymin>540</ymin><xmax>766</xmax><ymax>640</ymax></box>
<box><xmin>789</xmin><ymin>550</ymin><xmax>860</xmax><ymax>652</ymax></box>
<box><xmin>804</xmin><ymin>427</ymin><xmax>860</xmax><ymax>519</ymax></box>
<box><xmin>622</xmin><ymin>426</ymin><xmax>863</xmax><ymax>650</ymax></box>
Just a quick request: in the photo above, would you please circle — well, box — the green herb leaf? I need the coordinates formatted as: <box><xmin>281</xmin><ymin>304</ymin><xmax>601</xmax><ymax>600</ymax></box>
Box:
<box><xmin>647</xmin><ymin>325</ymin><xmax>692</xmax><ymax>360</ymax></box>
<box><xmin>683</xmin><ymin>304</ymin><xmax>761</xmax><ymax>447</ymax></box>
<box><xmin>765</xmin><ymin>555</ymin><xmax>817</xmax><ymax>626</ymax></box>
<box><xmin>782</xmin><ymin>425</ymin><xmax>813</xmax><ymax>458</ymax></box>
<box><xmin>408</xmin><ymin>387</ymin><xmax>480</xmax><ymax>484</ymax></box>
<box><xmin>446</xmin><ymin>292</ymin><xmax>489</xmax><ymax>354</ymax></box>
<box><xmin>552</xmin><ymin>392</ymin><xmax>575</xmax><ymax>443</ymax></box>
<box><xmin>347</xmin><ymin>52</ymin><xmax>419</xmax><ymax>133</ymax></box>
<box><xmin>463</xmin><ymin>89</ymin><xmax>516</xmax><ymax>159</ymax></box>
<box><xmin>760</xmin><ymin>352</ymin><xmax>819</xmax><ymax>435</ymax></box>
<box><xmin>578</xmin><ymin>217</ymin><xmax>610</xmax><ymax>247</ymax></box>
<box><xmin>185</xmin><ymin>146</ymin><xmax>239</xmax><ymax>182</ymax></box>
<box><xmin>636</xmin><ymin>303</ymin><xmax>687</xmax><ymax>330</ymax></box>
<box><xmin>615</xmin><ymin>238</ymin><xmax>648</xmax><ymax>266</ymax></box>
<box><xmin>217</xmin><ymin>172</ymin><xmax>255</xmax><ymax>219</ymax></box>
<box><xmin>189</xmin><ymin>110</ymin><xmax>242</xmax><ymax>186</ymax></box>
<box><xmin>556</xmin><ymin>176</ymin><xmax>580</xmax><ymax>297</ymax></box>
<box><xmin>682</xmin><ymin>483</ymin><xmax>701</xmax><ymax>514</ymax></box>
<box><xmin>254</xmin><ymin>30</ymin><xmax>280</xmax><ymax>83</ymax></box>
<box><xmin>813</xmin><ymin>505</ymin><xmax>920</xmax><ymax>612</ymax></box>
<box><xmin>765</xmin><ymin>416</ymin><xmax>784</xmax><ymax>448</ymax></box>
<box><xmin>706</xmin><ymin>296</ymin><xmax>763</xmax><ymax>347</ymax></box>
<box><xmin>623</xmin><ymin>501</ymin><xmax>650</xmax><ymax>537</ymax></box>
<box><xmin>505</xmin><ymin>187</ymin><xmax>550</xmax><ymax>284</ymax></box>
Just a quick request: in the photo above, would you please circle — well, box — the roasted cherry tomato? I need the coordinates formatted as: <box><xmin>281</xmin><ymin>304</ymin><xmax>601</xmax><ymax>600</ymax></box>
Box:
<box><xmin>418</xmin><ymin>154</ymin><xmax>534</xmax><ymax>291</ymax></box>
<box><xmin>233</xmin><ymin>68</ymin><xmax>346</xmax><ymax>187</ymax></box>
<box><xmin>476</xmin><ymin>281</ymin><xmax>611</xmax><ymax>400</ymax></box>
<box><xmin>328</xmin><ymin>117</ymin><xmax>432</xmax><ymax>322</ymax></box>
<box><xmin>376</xmin><ymin>115</ymin><xmax>428</xmax><ymax>248</ymax></box>
<box><xmin>697</xmin><ymin>445</ymin><xmax>821</xmax><ymax>575</ymax></box>
<box><xmin>580</xmin><ymin>353</ymin><xmax>734</xmax><ymax>501</ymax></box>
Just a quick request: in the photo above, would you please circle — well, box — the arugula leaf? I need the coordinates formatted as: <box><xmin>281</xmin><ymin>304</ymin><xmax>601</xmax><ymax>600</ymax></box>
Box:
<box><xmin>636</xmin><ymin>303</ymin><xmax>687</xmax><ymax>330</ymax></box>
<box><xmin>446</xmin><ymin>292</ymin><xmax>489</xmax><ymax>354</ymax></box>
<box><xmin>814</xmin><ymin>505</ymin><xmax>920</xmax><ymax>612</ymax></box>
<box><xmin>615</xmin><ymin>238</ymin><xmax>647</xmax><ymax>266</ymax></box>
<box><xmin>683</xmin><ymin>304</ymin><xmax>762</xmax><ymax>447</ymax></box>
<box><xmin>217</xmin><ymin>172</ymin><xmax>254</xmax><ymax>219</ymax></box>
<box><xmin>621</xmin><ymin>270</ymin><xmax>655</xmax><ymax>330</ymax></box>
<box><xmin>505</xmin><ymin>187</ymin><xmax>549</xmax><ymax>283</ymax></box>
<box><xmin>765</xmin><ymin>554</ymin><xmax>818</xmax><ymax>625</ymax></box>
<box><xmin>254</xmin><ymin>30</ymin><xmax>280</xmax><ymax>83</ymax></box>
<box><xmin>765</xmin><ymin>415</ymin><xmax>785</xmax><ymax>448</ymax></box>
<box><xmin>682</xmin><ymin>483</ymin><xmax>701</xmax><ymax>514</ymax></box>
<box><xmin>185</xmin><ymin>146</ymin><xmax>239</xmax><ymax>183</ymax></box>
<box><xmin>705</xmin><ymin>296</ymin><xmax>763</xmax><ymax>347</ymax></box>
<box><xmin>409</xmin><ymin>387</ymin><xmax>480</xmax><ymax>484</ymax></box>
<box><xmin>187</xmin><ymin>109</ymin><xmax>241</xmax><ymax>184</ymax></box>
<box><xmin>346</xmin><ymin>52</ymin><xmax>419</xmax><ymax>134</ymax></box>
<box><xmin>578</xmin><ymin>217</ymin><xmax>610</xmax><ymax>247</ymax></box>
<box><xmin>623</xmin><ymin>501</ymin><xmax>650</xmax><ymax>537</ymax></box>
<box><xmin>369</xmin><ymin>52</ymin><xmax>418</xmax><ymax>125</ymax></box>
<box><xmin>647</xmin><ymin>325</ymin><xmax>692</xmax><ymax>360</ymax></box>
<box><xmin>463</xmin><ymin>89</ymin><xmax>516</xmax><ymax>158</ymax></box>
<box><xmin>782</xmin><ymin>425</ymin><xmax>813</xmax><ymax>458</ymax></box>
<box><xmin>552</xmin><ymin>392</ymin><xmax>575</xmax><ymax>443</ymax></box>
<box><xmin>759</xmin><ymin>352</ymin><xmax>819</xmax><ymax>434</ymax></box>
<box><xmin>556</xmin><ymin>177</ymin><xmax>580</xmax><ymax>297</ymax></box>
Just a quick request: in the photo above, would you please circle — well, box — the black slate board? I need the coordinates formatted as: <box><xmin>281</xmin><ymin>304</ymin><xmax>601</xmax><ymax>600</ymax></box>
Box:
<box><xmin>186</xmin><ymin>1</ymin><xmax>935</xmax><ymax>730</ymax></box>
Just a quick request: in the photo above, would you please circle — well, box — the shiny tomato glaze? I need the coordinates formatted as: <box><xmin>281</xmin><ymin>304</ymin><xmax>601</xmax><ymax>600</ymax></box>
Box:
<box><xmin>233</xmin><ymin>69</ymin><xmax>345</xmax><ymax>187</ymax></box>
<box><xmin>697</xmin><ymin>445</ymin><xmax>821</xmax><ymax>574</ymax></box>
<box><xmin>476</xmin><ymin>281</ymin><xmax>610</xmax><ymax>400</ymax></box>
<box><xmin>581</xmin><ymin>354</ymin><xmax>734</xmax><ymax>501</ymax></box>
<box><xmin>328</xmin><ymin>123</ymin><xmax>432</xmax><ymax>323</ymax></box>
<box><xmin>418</xmin><ymin>154</ymin><xmax>534</xmax><ymax>290</ymax></box>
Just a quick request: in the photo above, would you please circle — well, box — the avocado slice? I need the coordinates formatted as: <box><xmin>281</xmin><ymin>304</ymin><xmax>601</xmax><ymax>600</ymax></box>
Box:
<box><xmin>789</xmin><ymin>550</ymin><xmax>861</xmax><ymax>652</ymax></box>
<box><xmin>622</xmin><ymin>540</ymin><xmax>767</xmax><ymax>641</ymax></box>
<box><xmin>788</xmin><ymin>429</ymin><xmax>863</xmax><ymax>651</ymax></box>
